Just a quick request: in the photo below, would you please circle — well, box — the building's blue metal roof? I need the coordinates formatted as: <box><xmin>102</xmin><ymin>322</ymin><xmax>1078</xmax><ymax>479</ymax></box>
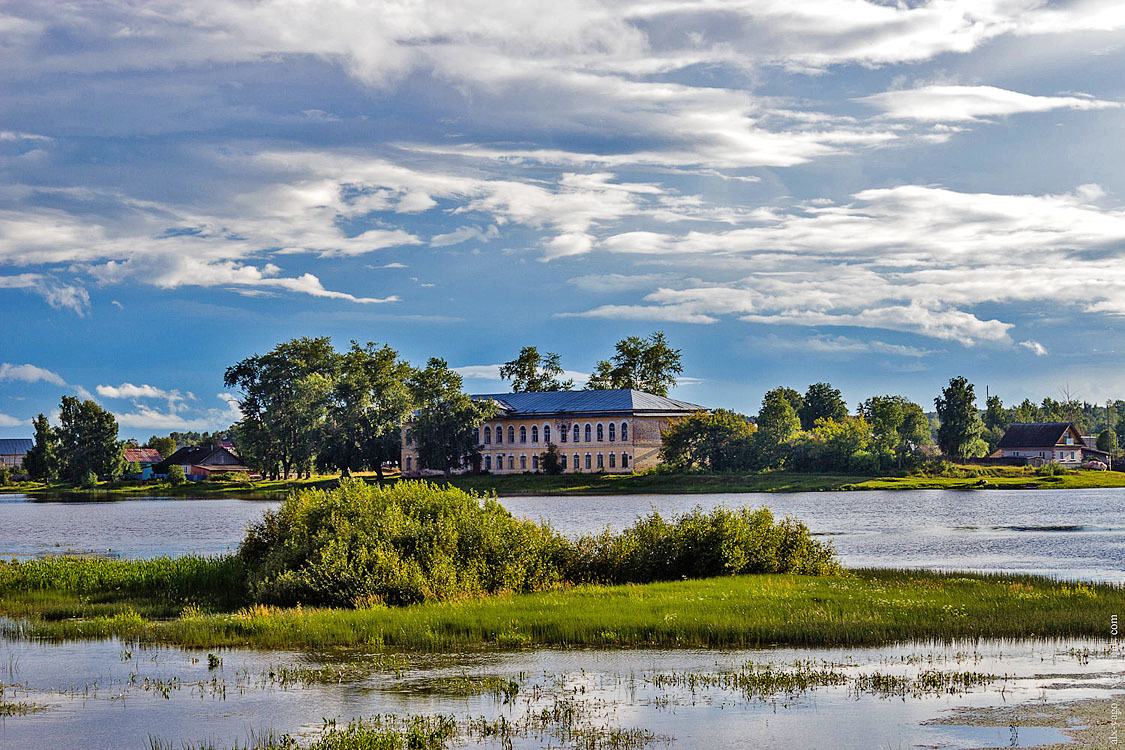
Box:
<box><xmin>0</xmin><ymin>438</ymin><xmax>32</xmax><ymax>455</ymax></box>
<box><xmin>471</xmin><ymin>389</ymin><xmax>704</xmax><ymax>415</ymax></box>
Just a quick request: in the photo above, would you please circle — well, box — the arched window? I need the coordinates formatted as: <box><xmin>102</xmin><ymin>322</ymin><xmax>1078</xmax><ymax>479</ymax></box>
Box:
<box><xmin>496</xmin><ymin>454</ymin><xmax>503</xmax><ymax>470</ymax></box>
<box><xmin>543</xmin><ymin>425</ymin><xmax>551</xmax><ymax>443</ymax></box>
<box><xmin>405</xmin><ymin>456</ymin><xmax>412</xmax><ymax>472</ymax></box>
<box><xmin>560</xmin><ymin>454</ymin><xmax>567</xmax><ymax>470</ymax></box>
<box><xmin>597</xmin><ymin>453</ymin><xmax>604</xmax><ymax>469</ymax></box>
<box><xmin>585</xmin><ymin>453</ymin><xmax>592</xmax><ymax>469</ymax></box>
<box><xmin>609</xmin><ymin>453</ymin><xmax>616</xmax><ymax>468</ymax></box>
<box><xmin>608</xmin><ymin>423</ymin><xmax>615</xmax><ymax>442</ymax></box>
<box><xmin>495</xmin><ymin>425</ymin><xmax>502</xmax><ymax>444</ymax></box>
<box><xmin>520</xmin><ymin>455</ymin><xmax>527</xmax><ymax>470</ymax></box>
<box><xmin>520</xmin><ymin>426</ymin><xmax>527</xmax><ymax>443</ymax></box>
<box><xmin>532</xmin><ymin>455</ymin><xmax>539</xmax><ymax>471</ymax></box>
<box><xmin>484</xmin><ymin>455</ymin><xmax>492</xmax><ymax>471</ymax></box>
<box><xmin>621</xmin><ymin>453</ymin><xmax>629</xmax><ymax>468</ymax></box>
<box><xmin>573</xmin><ymin>453</ymin><xmax>580</xmax><ymax>470</ymax></box>
<box><xmin>509</xmin><ymin>455</ymin><xmax>515</xmax><ymax>470</ymax></box>
<box><xmin>596</xmin><ymin>423</ymin><xmax>604</xmax><ymax>442</ymax></box>
<box><xmin>585</xmin><ymin>424</ymin><xmax>591</xmax><ymax>442</ymax></box>
<box><xmin>405</xmin><ymin>431</ymin><xmax>413</xmax><ymax>446</ymax></box>
<box><xmin>621</xmin><ymin>422</ymin><xmax>628</xmax><ymax>441</ymax></box>
<box><xmin>484</xmin><ymin>426</ymin><xmax>492</xmax><ymax>444</ymax></box>
<box><xmin>573</xmin><ymin>424</ymin><xmax>580</xmax><ymax>442</ymax></box>
<box><xmin>508</xmin><ymin>426</ymin><xmax>515</xmax><ymax>443</ymax></box>
<box><xmin>531</xmin><ymin>426</ymin><xmax>538</xmax><ymax>443</ymax></box>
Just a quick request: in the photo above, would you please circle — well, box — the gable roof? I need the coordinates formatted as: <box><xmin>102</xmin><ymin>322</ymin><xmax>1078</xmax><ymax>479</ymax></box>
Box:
<box><xmin>124</xmin><ymin>447</ymin><xmax>164</xmax><ymax>464</ymax></box>
<box><xmin>997</xmin><ymin>422</ymin><xmax>1076</xmax><ymax>448</ymax></box>
<box><xmin>154</xmin><ymin>445</ymin><xmax>241</xmax><ymax>470</ymax></box>
<box><xmin>471</xmin><ymin>389</ymin><xmax>704</xmax><ymax>416</ymax></box>
<box><xmin>0</xmin><ymin>438</ymin><xmax>32</xmax><ymax>455</ymax></box>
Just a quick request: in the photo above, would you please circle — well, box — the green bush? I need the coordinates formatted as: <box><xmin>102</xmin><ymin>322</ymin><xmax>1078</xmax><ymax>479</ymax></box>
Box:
<box><xmin>79</xmin><ymin>470</ymin><xmax>99</xmax><ymax>489</ymax></box>
<box><xmin>167</xmin><ymin>465</ymin><xmax>186</xmax><ymax>486</ymax></box>
<box><xmin>239</xmin><ymin>479</ymin><xmax>840</xmax><ymax>607</ymax></box>
<box><xmin>0</xmin><ymin>465</ymin><xmax>10</xmax><ymax>486</ymax></box>
<box><xmin>1036</xmin><ymin>461</ymin><xmax>1070</xmax><ymax>476</ymax></box>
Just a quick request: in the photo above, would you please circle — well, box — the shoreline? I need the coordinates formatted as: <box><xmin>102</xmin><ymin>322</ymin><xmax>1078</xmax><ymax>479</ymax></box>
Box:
<box><xmin>4</xmin><ymin>466</ymin><xmax>1125</xmax><ymax>498</ymax></box>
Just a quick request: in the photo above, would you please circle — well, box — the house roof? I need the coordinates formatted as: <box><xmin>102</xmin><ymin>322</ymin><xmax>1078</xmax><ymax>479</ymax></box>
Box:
<box><xmin>124</xmin><ymin>447</ymin><xmax>164</xmax><ymax>464</ymax></box>
<box><xmin>997</xmin><ymin>422</ymin><xmax>1077</xmax><ymax>448</ymax></box>
<box><xmin>154</xmin><ymin>445</ymin><xmax>240</xmax><ymax>471</ymax></box>
<box><xmin>470</xmin><ymin>389</ymin><xmax>705</xmax><ymax>416</ymax></box>
<box><xmin>0</xmin><ymin>438</ymin><xmax>32</xmax><ymax>455</ymax></box>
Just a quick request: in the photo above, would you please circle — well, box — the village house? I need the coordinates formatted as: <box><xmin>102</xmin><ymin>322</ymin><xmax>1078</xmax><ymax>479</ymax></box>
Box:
<box><xmin>400</xmin><ymin>389</ymin><xmax>706</xmax><ymax>476</ymax></box>
<box><xmin>993</xmin><ymin>422</ymin><xmax>1112</xmax><ymax>467</ymax></box>
<box><xmin>0</xmin><ymin>438</ymin><xmax>32</xmax><ymax>470</ymax></box>
<box><xmin>153</xmin><ymin>444</ymin><xmax>250</xmax><ymax>481</ymax></box>
<box><xmin>123</xmin><ymin>447</ymin><xmax>165</xmax><ymax>480</ymax></box>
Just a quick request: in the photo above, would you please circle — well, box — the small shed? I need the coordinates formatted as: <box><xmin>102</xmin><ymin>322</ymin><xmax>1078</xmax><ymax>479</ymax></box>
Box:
<box><xmin>123</xmin><ymin>447</ymin><xmax>165</xmax><ymax>480</ymax></box>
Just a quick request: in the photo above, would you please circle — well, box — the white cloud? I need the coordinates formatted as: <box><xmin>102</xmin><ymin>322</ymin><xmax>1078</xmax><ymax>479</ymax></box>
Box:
<box><xmin>751</xmin><ymin>334</ymin><xmax>936</xmax><ymax>358</ymax></box>
<box><xmin>96</xmin><ymin>382</ymin><xmax>184</xmax><ymax>401</ymax></box>
<box><xmin>430</xmin><ymin>225</ymin><xmax>499</xmax><ymax>247</ymax></box>
<box><xmin>0</xmin><ymin>362</ymin><xmax>66</xmax><ymax>385</ymax></box>
<box><xmin>859</xmin><ymin>85</ymin><xmax>1122</xmax><ymax>122</ymax></box>
<box><xmin>454</xmin><ymin>364</ymin><xmax>591</xmax><ymax>386</ymax></box>
<box><xmin>0</xmin><ymin>273</ymin><xmax>90</xmax><ymax>315</ymax></box>
<box><xmin>112</xmin><ymin>393</ymin><xmax>241</xmax><ymax>431</ymax></box>
<box><xmin>0</xmin><ymin>412</ymin><xmax>25</xmax><ymax>427</ymax></box>
<box><xmin>1019</xmin><ymin>340</ymin><xmax>1049</xmax><ymax>356</ymax></box>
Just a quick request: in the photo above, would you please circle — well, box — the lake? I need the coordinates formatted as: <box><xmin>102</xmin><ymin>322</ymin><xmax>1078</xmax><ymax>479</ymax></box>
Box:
<box><xmin>3</xmin><ymin>487</ymin><xmax>1125</xmax><ymax>581</ymax></box>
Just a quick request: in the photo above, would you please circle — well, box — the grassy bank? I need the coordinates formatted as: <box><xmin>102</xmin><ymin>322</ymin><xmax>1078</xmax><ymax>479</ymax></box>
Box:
<box><xmin>2</xmin><ymin>565</ymin><xmax>1119</xmax><ymax>650</ymax></box>
<box><xmin>5</xmin><ymin>466</ymin><xmax>1124</xmax><ymax>498</ymax></box>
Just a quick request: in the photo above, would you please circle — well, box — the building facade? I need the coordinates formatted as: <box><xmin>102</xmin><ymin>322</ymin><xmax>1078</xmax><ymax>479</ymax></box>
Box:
<box><xmin>401</xmin><ymin>389</ymin><xmax>705</xmax><ymax>476</ymax></box>
<box><xmin>0</xmin><ymin>438</ymin><xmax>32</xmax><ymax>469</ymax></box>
<box><xmin>994</xmin><ymin>422</ymin><xmax>1112</xmax><ymax>467</ymax></box>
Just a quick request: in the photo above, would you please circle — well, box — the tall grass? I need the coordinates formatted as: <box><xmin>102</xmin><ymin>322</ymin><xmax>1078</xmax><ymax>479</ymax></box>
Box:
<box><xmin>238</xmin><ymin>479</ymin><xmax>838</xmax><ymax>607</ymax></box>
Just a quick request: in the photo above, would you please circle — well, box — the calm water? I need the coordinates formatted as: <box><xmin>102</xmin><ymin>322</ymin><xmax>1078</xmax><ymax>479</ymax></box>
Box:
<box><xmin>2</xmin><ymin>488</ymin><xmax>1124</xmax><ymax>581</ymax></box>
<box><xmin>0</xmin><ymin>634</ymin><xmax>1117</xmax><ymax>749</ymax></box>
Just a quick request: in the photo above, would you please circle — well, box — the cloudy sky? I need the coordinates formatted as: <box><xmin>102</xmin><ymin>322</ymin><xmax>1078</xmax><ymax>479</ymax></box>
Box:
<box><xmin>2</xmin><ymin>0</ymin><xmax>1125</xmax><ymax>438</ymax></box>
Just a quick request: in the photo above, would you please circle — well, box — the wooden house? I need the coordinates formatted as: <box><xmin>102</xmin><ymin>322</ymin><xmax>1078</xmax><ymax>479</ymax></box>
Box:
<box><xmin>123</xmin><ymin>447</ymin><xmax>165</xmax><ymax>480</ymax></box>
<box><xmin>153</xmin><ymin>445</ymin><xmax>249</xmax><ymax>481</ymax></box>
<box><xmin>994</xmin><ymin>422</ymin><xmax>1112</xmax><ymax>467</ymax></box>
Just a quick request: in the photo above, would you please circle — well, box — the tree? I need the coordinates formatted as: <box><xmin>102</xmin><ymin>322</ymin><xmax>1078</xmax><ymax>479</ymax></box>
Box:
<box><xmin>319</xmin><ymin>341</ymin><xmax>414</xmax><ymax>480</ymax></box>
<box><xmin>145</xmin><ymin>436</ymin><xmax>177</xmax><ymax>459</ymax></box>
<box><xmin>540</xmin><ymin>442</ymin><xmax>563</xmax><ymax>474</ymax></box>
<box><xmin>1097</xmin><ymin>428</ymin><xmax>1119</xmax><ymax>456</ymax></box>
<box><xmin>764</xmin><ymin>387</ymin><xmax>803</xmax><ymax>415</ymax></box>
<box><xmin>660</xmin><ymin>409</ymin><xmax>756</xmax><ymax>471</ymax></box>
<box><xmin>55</xmin><ymin>396</ymin><xmax>125</xmax><ymax>482</ymax></box>
<box><xmin>500</xmin><ymin>346</ymin><xmax>573</xmax><ymax>392</ymax></box>
<box><xmin>586</xmin><ymin>331</ymin><xmax>683</xmax><ymax>396</ymax></box>
<box><xmin>23</xmin><ymin>413</ymin><xmax>58</xmax><ymax>481</ymax></box>
<box><xmin>755</xmin><ymin>390</ymin><xmax>801</xmax><ymax>469</ymax></box>
<box><xmin>934</xmin><ymin>376</ymin><xmax>986</xmax><ymax>459</ymax></box>
<box><xmin>859</xmin><ymin>395</ymin><xmax>930</xmax><ymax>468</ymax></box>
<box><xmin>1011</xmin><ymin>398</ymin><xmax>1039</xmax><ymax>424</ymax></box>
<box><xmin>224</xmin><ymin>337</ymin><xmax>339</xmax><ymax>479</ymax></box>
<box><xmin>409</xmin><ymin>358</ymin><xmax>498</xmax><ymax>477</ymax></box>
<box><xmin>167</xmin><ymin>464</ymin><xmax>186</xmax><ymax>486</ymax></box>
<box><xmin>798</xmin><ymin>383</ymin><xmax>846</xmax><ymax>431</ymax></box>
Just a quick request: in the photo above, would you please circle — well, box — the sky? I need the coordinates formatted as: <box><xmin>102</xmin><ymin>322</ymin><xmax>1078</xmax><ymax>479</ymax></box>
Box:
<box><xmin>2</xmin><ymin>0</ymin><xmax>1125</xmax><ymax>440</ymax></box>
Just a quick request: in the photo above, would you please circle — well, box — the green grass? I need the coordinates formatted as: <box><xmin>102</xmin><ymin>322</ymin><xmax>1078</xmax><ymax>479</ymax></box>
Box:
<box><xmin>3</xmin><ymin>567</ymin><xmax>1120</xmax><ymax>650</ymax></box>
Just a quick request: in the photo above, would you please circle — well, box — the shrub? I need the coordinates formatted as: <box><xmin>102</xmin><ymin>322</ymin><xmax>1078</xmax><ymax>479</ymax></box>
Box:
<box><xmin>79</xmin><ymin>470</ymin><xmax>99</xmax><ymax>489</ymax></box>
<box><xmin>0</xmin><ymin>465</ymin><xmax>10</xmax><ymax>486</ymax></box>
<box><xmin>1036</xmin><ymin>461</ymin><xmax>1070</xmax><ymax>476</ymax></box>
<box><xmin>167</xmin><ymin>465</ymin><xmax>187</xmax><ymax>486</ymax></box>
<box><xmin>239</xmin><ymin>479</ymin><xmax>840</xmax><ymax>607</ymax></box>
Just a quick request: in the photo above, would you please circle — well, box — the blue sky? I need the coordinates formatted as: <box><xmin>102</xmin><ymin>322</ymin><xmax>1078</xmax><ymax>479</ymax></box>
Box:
<box><xmin>2</xmin><ymin>0</ymin><xmax>1125</xmax><ymax>440</ymax></box>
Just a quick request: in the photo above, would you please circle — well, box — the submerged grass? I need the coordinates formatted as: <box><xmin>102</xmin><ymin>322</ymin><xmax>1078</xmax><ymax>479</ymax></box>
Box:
<box><xmin>3</xmin><ymin>568</ymin><xmax>1122</xmax><ymax>650</ymax></box>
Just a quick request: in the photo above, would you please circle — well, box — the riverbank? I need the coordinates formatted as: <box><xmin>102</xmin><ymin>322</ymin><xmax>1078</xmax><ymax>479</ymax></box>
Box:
<box><xmin>5</xmin><ymin>465</ymin><xmax>1125</xmax><ymax>498</ymax></box>
<box><xmin>1</xmin><ymin>563</ymin><xmax>1119</xmax><ymax>650</ymax></box>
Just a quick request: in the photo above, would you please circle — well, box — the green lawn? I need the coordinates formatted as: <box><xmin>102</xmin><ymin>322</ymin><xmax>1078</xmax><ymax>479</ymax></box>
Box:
<box><xmin>2</xmin><ymin>564</ymin><xmax>1119</xmax><ymax>651</ymax></box>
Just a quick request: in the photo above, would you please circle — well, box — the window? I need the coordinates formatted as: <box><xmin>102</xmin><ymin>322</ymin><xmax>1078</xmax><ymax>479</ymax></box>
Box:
<box><xmin>520</xmin><ymin>426</ymin><xmax>527</xmax><ymax>443</ymax></box>
<box><xmin>496</xmin><ymin>454</ymin><xmax>503</xmax><ymax>470</ymax></box>
<box><xmin>484</xmin><ymin>426</ymin><xmax>492</xmax><ymax>444</ymax></box>
<box><xmin>597</xmin><ymin>453</ymin><xmax>604</xmax><ymax>469</ymax></box>
<box><xmin>405</xmin><ymin>430</ymin><xmax>413</xmax><ymax>446</ymax></box>
<box><xmin>596</xmin><ymin>423</ymin><xmax>604</xmax><ymax>442</ymax></box>
<box><xmin>560</xmin><ymin>425</ymin><xmax>567</xmax><ymax>443</ymax></box>
<box><xmin>585</xmin><ymin>453</ymin><xmax>592</xmax><ymax>469</ymax></box>
<box><xmin>621</xmin><ymin>453</ymin><xmax>629</xmax><ymax>468</ymax></box>
<box><xmin>484</xmin><ymin>456</ymin><xmax>491</xmax><ymax>471</ymax></box>
<box><xmin>621</xmin><ymin>422</ymin><xmax>628</xmax><ymax>441</ymax></box>
<box><xmin>573</xmin><ymin>453</ymin><xmax>580</xmax><ymax>470</ymax></box>
<box><xmin>532</xmin><ymin>426</ymin><xmax>538</xmax><ymax>443</ymax></box>
<box><xmin>544</xmin><ymin>425</ymin><xmax>551</xmax><ymax>443</ymax></box>
<box><xmin>532</xmin><ymin>455</ymin><xmax>539</xmax><ymax>471</ymax></box>
<box><xmin>405</xmin><ymin>456</ymin><xmax>412</xmax><ymax>471</ymax></box>
<box><xmin>560</xmin><ymin>454</ymin><xmax>567</xmax><ymax>470</ymax></box>
<box><xmin>520</xmin><ymin>455</ymin><xmax>527</xmax><ymax>470</ymax></box>
<box><xmin>508</xmin><ymin>426</ymin><xmax>515</xmax><ymax>443</ymax></box>
<box><xmin>509</xmin><ymin>455</ymin><xmax>515</xmax><ymax>470</ymax></box>
<box><xmin>495</xmin><ymin>425</ymin><xmax>502</xmax><ymax>444</ymax></box>
<box><xmin>573</xmin><ymin>424</ymin><xmax>580</xmax><ymax>442</ymax></box>
<box><xmin>609</xmin><ymin>453</ymin><xmax>616</xmax><ymax>468</ymax></box>
<box><xmin>608</xmin><ymin>423</ymin><xmax>615</xmax><ymax>442</ymax></box>
<box><xmin>585</xmin><ymin>424</ymin><xmax>591</xmax><ymax>442</ymax></box>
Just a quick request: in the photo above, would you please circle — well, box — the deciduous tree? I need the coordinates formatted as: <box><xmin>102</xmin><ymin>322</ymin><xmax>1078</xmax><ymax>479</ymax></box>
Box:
<box><xmin>56</xmin><ymin>396</ymin><xmax>125</xmax><ymax>482</ymax></box>
<box><xmin>500</xmin><ymin>346</ymin><xmax>573</xmax><ymax>392</ymax></box>
<box><xmin>934</xmin><ymin>376</ymin><xmax>986</xmax><ymax>460</ymax></box>
<box><xmin>586</xmin><ymin>331</ymin><xmax>683</xmax><ymax>396</ymax></box>
<box><xmin>409</xmin><ymin>358</ymin><xmax>498</xmax><ymax>477</ymax></box>
<box><xmin>798</xmin><ymin>382</ymin><xmax>846</xmax><ymax>431</ymax></box>
<box><xmin>23</xmin><ymin>413</ymin><xmax>58</xmax><ymax>481</ymax></box>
